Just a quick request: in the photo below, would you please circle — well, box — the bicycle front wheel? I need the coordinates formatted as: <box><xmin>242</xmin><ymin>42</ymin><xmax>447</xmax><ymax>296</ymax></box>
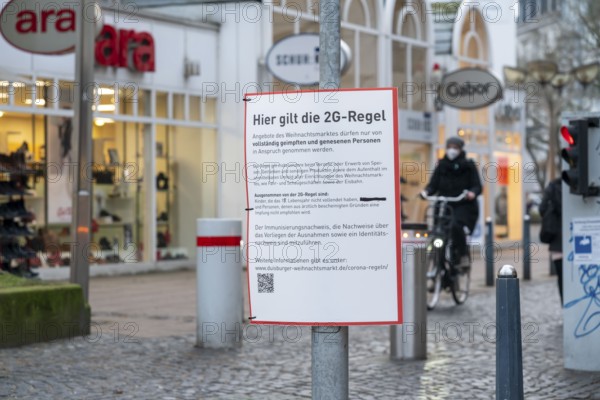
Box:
<box><xmin>426</xmin><ymin>251</ymin><xmax>443</xmax><ymax>310</ymax></box>
<box><xmin>451</xmin><ymin>262</ymin><xmax>471</xmax><ymax>305</ymax></box>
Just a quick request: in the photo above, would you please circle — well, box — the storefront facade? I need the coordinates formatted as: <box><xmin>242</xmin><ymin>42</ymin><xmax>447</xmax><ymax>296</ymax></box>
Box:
<box><xmin>433</xmin><ymin>1</ymin><xmax>525</xmax><ymax>243</ymax></box>
<box><xmin>0</xmin><ymin>8</ymin><xmax>220</xmax><ymax>272</ymax></box>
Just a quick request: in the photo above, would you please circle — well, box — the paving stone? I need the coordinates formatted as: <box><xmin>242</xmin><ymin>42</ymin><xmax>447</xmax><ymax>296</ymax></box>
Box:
<box><xmin>1</xmin><ymin>278</ymin><xmax>599</xmax><ymax>398</ymax></box>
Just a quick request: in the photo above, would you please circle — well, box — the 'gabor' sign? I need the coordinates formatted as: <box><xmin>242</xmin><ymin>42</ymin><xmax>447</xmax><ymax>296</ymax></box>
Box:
<box><xmin>438</xmin><ymin>68</ymin><xmax>503</xmax><ymax>110</ymax></box>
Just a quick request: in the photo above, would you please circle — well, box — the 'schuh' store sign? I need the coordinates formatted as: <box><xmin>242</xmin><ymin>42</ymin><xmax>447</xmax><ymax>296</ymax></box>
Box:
<box><xmin>0</xmin><ymin>0</ymin><xmax>155</xmax><ymax>71</ymax></box>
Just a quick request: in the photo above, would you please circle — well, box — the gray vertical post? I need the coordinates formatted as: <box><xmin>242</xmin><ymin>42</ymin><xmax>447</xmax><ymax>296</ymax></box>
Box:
<box><xmin>485</xmin><ymin>217</ymin><xmax>494</xmax><ymax>287</ymax></box>
<box><xmin>522</xmin><ymin>215</ymin><xmax>531</xmax><ymax>281</ymax></box>
<box><xmin>391</xmin><ymin>245</ymin><xmax>427</xmax><ymax>360</ymax></box>
<box><xmin>70</xmin><ymin>0</ymin><xmax>97</xmax><ymax>302</ymax></box>
<box><xmin>496</xmin><ymin>265</ymin><xmax>524</xmax><ymax>400</ymax></box>
<box><xmin>312</xmin><ymin>0</ymin><xmax>348</xmax><ymax>398</ymax></box>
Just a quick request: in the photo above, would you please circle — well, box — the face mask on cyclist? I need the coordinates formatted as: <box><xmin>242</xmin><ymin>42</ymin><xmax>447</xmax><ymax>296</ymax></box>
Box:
<box><xmin>446</xmin><ymin>148</ymin><xmax>460</xmax><ymax>160</ymax></box>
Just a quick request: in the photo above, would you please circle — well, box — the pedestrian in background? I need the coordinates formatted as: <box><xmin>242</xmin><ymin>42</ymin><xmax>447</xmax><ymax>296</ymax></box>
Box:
<box><xmin>539</xmin><ymin>177</ymin><xmax>563</xmax><ymax>305</ymax></box>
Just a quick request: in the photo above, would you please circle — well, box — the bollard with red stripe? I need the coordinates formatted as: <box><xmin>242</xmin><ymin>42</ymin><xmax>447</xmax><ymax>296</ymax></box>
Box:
<box><xmin>196</xmin><ymin>218</ymin><xmax>243</xmax><ymax>348</ymax></box>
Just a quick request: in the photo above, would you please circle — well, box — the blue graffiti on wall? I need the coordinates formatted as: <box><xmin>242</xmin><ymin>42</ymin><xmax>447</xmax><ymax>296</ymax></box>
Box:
<box><xmin>565</xmin><ymin>222</ymin><xmax>600</xmax><ymax>338</ymax></box>
<box><xmin>564</xmin><ymin>264</ymin><xmax>600</xmax><ymax>338</ymax></box>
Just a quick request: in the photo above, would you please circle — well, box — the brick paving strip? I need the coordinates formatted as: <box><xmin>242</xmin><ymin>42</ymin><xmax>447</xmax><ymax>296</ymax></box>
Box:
<box><xmin>1</xmin><ymin>269</ymin><xmax>599</xmax><ymax>399</ymax></box>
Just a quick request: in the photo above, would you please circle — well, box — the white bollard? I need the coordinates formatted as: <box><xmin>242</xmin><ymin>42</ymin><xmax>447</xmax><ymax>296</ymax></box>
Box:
<box><xmin>196</xmin><ymin>218</ymin><xmax>243</xmax><ymax>348</ymax></box>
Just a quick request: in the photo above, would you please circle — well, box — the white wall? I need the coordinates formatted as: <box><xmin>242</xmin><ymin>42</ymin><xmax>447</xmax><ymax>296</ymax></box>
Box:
<box><xmin>481</xmin><ymin>0</ymin><xmax>518</xmax><ymax>83</ymax></box>
<box><xmin>215</xmin><ymin>5</ymin><xmax>267</xmax><ymax>227</ymax></box>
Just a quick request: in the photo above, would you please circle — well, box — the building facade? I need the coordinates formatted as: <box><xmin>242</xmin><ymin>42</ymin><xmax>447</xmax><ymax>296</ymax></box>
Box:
<box><xmin>0</xmin><ymin>0</ymin><xmax>524</xmax><ymax>277</ymax></box>
<box><xmin>433</xmin><ymin>0</ymin><xmax>525</xmax><ymax>242</ymax></box>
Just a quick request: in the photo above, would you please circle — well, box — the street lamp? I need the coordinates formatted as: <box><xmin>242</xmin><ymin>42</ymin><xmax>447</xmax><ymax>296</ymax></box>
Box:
<box><xmin>504</xmin><ymin>60</ymin><xmax>600</xmax><ymax>184</ymax></box>
<box><xmin>527</xmin><ymin>60</ymin><xmax>558</xmax><ymax>85</ymax></box>
<box><xmin>503</xmin><ymin>66</ymin><xmax>527</xmax><ymax>85</ymax></box>
<box><xmin>572</xmin><ymin>62</ymin><xmax>600</xmax><ymax>87</ymax></box>
<box><xmin>551</xmin><ymin>73</ymin><xmax>572</xmax><ymax>93</ymax></box>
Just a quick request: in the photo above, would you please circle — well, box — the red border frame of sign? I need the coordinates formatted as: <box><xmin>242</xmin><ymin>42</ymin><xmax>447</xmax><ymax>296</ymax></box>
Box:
<box><xmin>244</xmin><ymin>87</ymin><xmax>402</xmax><ymax>326</ymax></box>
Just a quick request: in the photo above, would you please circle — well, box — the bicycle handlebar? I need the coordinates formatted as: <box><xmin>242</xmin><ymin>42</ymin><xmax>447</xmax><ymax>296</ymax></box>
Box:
<box><xmin>421</xmin><ymin>190</ymin><xmax>468</xmax><ymax>203</ymax></box>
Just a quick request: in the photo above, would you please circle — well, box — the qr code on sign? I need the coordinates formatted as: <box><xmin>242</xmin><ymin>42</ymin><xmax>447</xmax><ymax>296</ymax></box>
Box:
<box><xmin>258</xmin><ymin>273</ymin><xmax>274</xmax><ymax>293</ymax></box>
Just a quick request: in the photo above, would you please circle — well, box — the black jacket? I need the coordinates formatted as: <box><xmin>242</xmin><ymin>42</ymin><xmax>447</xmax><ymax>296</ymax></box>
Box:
<box><xmin>539</xmin><ymin>178</ymin><xmax>562</xmax><ymax>253</ymax></box>
<box><xmin>425</xmin><ymin>152</ymin><xmax>482</xmax><ymax>231</ymax></box>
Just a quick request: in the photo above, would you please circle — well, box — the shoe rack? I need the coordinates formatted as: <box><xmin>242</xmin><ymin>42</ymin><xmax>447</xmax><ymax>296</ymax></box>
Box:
<box><xmin>0</xmin><ymin>152</ymin><xmax>38</xmax><ymax>277</ymax></box>
<box><xmin>91</xmin><ymin>123</ymin><xmax>137</xmax><ymax>264</ymax></box>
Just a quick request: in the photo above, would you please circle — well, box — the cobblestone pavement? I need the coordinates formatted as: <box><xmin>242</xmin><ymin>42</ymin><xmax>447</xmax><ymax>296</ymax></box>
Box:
<box><xmin>1</xmin><ymin>277</ymin><xmax>600</xmax><ymax>399</ymax></box>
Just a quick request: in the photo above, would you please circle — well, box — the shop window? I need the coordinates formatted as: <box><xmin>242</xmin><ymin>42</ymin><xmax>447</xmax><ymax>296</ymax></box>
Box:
<box><xmin>299</xmin><ymin>19</ymin><xmax>319</xmax><ymax>34</ymax></box>
<box><xmin>411</xmin><ymin>46</ymin><xmax>427</xmax><ymax>111</ymax></box>
<box><xmin>438</xmin><ymin>124</ymin><xmax>446</xmax><ymax>147</ymax></box>
<box><xmin>95</xmin><ymin>85</ymin><xmax>116</xmax><ymax>115</ymax></box>
<box><xmin>35</xmin><ymin>79</ymin><xmax>54</xmax><ymax>109</ymax></box>
<box><xmin>465</xmin><ymin>36</ymin><xmax>481</xmax><ymax>60</ymax></box>
<box><xmin>137</xmin><ymin>89</ymin><xmax>152</xmax><ymax>117</ymax></box>
<box><xmin>494</xmin><ymin>153</ymin><xmax>523</xmax><ymax>241</ymax></box>
<box><xmin>400</xmin><ymin>142</ymin><xmax>431</xmax><ymax>222</ymax></box>
<box><xmin>459</xmin><ymin>10</ymin><xmax>488</xmax><ymax>62</ymax></box>
<box><xmin>13</xmin><ymin>82</ymin><xmax>33</xmax><ymax>108</ymax></box>
<box><xmin>343</xmin><ymin>0</ymin><xmax>369</xmax><ymax>27</ymax></box>
<box><xmin>400</xmin><ymin>14</ymin><xmax>418</xmax><ymax>39</ymax></box>
<box><xmin>156</xmin><ymin>91</ymin><xmax>168</xmax><ymax>119</ymax></box>
<box><xmin>203</xmin><ymin>97</ymin><xmax>217</xmax><ymax>124</ymax></box>
<box><xmin>392</xmin><ymin>41</ymin><xmax>408</xmax><ymax>106</ymax></box>
<box><xmin>118</xmin><ymin>84</ymin><xmax>136</xmax><ymax>116</ymax></box>
<box><xmin>393</xmin><ymin>0</ymin><xmax>427</xmax><ymax>41</ymax></box>
<box><xmin>173</xmin><ymin>94</ymin><xmax>185</xmax><ymax>120</ymax></box>
<box><xmin>360</xmin><ymin>33</ymin><xmax>378</xmax><ymax>87</ymax></box>
<box><xmin>189</xmin><ymin>96</ymin><xmax>201</xmax><ymax>122</ymax></box>
<box><xmin>272</xmin><ymin>11</ymin><xmax>295</xmax><ymax>43</ymax></box>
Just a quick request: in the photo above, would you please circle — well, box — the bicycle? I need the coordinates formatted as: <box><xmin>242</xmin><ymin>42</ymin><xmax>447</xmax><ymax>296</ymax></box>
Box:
<box><xmin>421</xmin><ymin>190</ymin><xmax>472</xmax><ymax>310</ymax></box>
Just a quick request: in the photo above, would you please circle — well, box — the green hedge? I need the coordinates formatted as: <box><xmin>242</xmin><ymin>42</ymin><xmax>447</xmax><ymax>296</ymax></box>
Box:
<box><xmin>0</xmin><ymin>278</ymin><xmax>90</xmax><ymax>348</ymax></box>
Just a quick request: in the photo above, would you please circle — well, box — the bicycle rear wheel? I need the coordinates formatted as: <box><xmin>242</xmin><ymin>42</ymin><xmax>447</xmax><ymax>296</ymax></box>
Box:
<box><xmin>426</xmin><ymin>251</ymin><xmax>443</xmax><ymax>310</ymax></box>
<box><xmin>451</xmin><ymin>258</ymin><xmax>471</xmax><ymax>305</ymax></box>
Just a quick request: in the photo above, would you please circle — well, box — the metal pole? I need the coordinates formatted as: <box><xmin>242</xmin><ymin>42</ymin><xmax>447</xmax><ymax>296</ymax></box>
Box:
<box><xmin>70</xmin><ymin>0</ymin><xmax>97</xmax><ymax>302</ymax></box>
<box><xmin>312</xmin><ymin>0</ymin><xmax>348</xmax><ymax>398</ymax></box>
<box><xmin>496</xmin><ymin>265</ymin><xmax>524</xmax><ymax>400</ymax></box>
<box><xmin>390</xmin><ymin>245</ymin><xmax>427</xmax><ymax>360</ymax></box>
<box><xmin>522</xmin><ymin>215</ymin><xmax>531</xmax><ymax>281</ymax></box>
<box><xmin>485</xmin><ymin>217</ymin><xmax>494</xmax><ymax>287</ymax></box>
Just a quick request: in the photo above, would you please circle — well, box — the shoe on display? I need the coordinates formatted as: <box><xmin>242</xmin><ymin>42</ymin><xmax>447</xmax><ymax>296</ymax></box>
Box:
<box><xmin>157</xmin><ymin>212</ymin><xmax>168</xmax><ymax>222</ymax></box>
<box><xmin>157</xmin><ymin>232</ymin><xmax>167</xmax><ymax>248</ymax></box>
<box><xmin>156</xmin><ymin>172</ymin><xmax>169</xmax><ymax>190</ymax></box>
<box><xmin>99</xmin><ymin>209</ymin><xmax>122</xmax><ymax>223</ymax></box>
<box><xmin>99</xmin><ymin>237</ymin><xmax>112</xmax><ymax>251</ymax></box>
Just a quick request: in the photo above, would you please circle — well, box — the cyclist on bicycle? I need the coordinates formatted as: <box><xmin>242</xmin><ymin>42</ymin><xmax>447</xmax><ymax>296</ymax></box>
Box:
<box><xmin>420</xmin><ymin>137</ymin><xmax>482</xmax><ymax>269</ymax></box>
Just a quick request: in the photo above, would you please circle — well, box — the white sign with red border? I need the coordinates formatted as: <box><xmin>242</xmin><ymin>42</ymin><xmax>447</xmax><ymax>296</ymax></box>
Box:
<box><xmin>244</xmin><ymin>88</ymin><xmax>402</xmax><ymax>325</ymax></box>
<box><xmin>0</xmin><ymin>0</ymin><xmax>83</xmax><ymax>54</ymax></box>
